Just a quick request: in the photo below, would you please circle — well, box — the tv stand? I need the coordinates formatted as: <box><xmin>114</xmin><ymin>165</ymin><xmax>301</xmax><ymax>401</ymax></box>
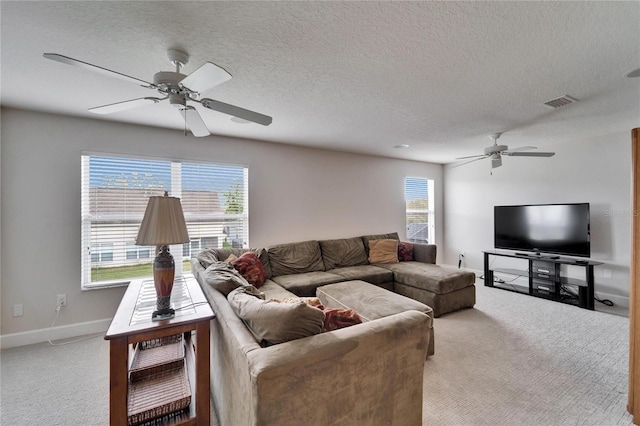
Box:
<box><xmin>516</xmin><ymin>252</ymin><xmax>560</xmax><ymax>260</ymax></box>
<box><xmin>483</xmin><ymin>251</ymin><xmax>602</xmax><ymax>310</ymax></box>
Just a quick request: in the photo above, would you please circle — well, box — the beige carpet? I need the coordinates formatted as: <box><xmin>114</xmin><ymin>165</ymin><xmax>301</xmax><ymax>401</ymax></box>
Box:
<box><xmin>424</xmin><ymin>283</ymin><xmax>632</xmax><ymax>425</ymax></box>
<box><xmin>0</xmin><ymin>282</ymin><xmax>632</xmax><ymax>425</ymax></box>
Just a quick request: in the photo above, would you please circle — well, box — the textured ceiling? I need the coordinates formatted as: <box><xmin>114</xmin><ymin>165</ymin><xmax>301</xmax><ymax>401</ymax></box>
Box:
<box><xmin>1</xmin><ymin>1</ymin><xmax>639</xmax><ymax>164</ymax></box>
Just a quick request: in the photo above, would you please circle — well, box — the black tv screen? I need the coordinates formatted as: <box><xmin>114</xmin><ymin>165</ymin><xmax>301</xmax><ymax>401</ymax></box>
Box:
<box><xmin>494</xmin><ymin>203</ymin><xmax>591</xmax><ymax>258</ymax></box>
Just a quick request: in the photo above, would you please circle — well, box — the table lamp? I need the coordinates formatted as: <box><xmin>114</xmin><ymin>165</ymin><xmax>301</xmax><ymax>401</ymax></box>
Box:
<box><xmin>135</xmin><ymin>191</ymin><xmax>190</xmax><ymax>320</ymax></box>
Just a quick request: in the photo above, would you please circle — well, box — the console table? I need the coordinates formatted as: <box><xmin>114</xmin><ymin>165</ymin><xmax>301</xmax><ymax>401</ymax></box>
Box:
<box><xmin>105</xmin><ymin>275</ymin><xmax>214</xmax><ymax>425</ymax></box>
<box><xmin>483</xmin><ymin>251</ymin><xmax>602</xmax><ymax>310</ymax></box>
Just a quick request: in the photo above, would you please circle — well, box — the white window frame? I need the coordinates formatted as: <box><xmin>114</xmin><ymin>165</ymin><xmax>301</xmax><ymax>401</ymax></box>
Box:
<box><xmin>404</xmin><ymin>177</ymin><xmax>435</xmax><ymax>244</ymax></box>
<box><xmin>81</xmin><ymin>153</ymin><xmax>249</xmax><ymax>289</ymax></box>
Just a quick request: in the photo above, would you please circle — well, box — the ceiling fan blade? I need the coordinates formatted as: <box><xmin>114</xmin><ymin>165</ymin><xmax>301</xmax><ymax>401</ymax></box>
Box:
<box><xmin>180</xmin><ymin>62</ymin><xmax>232</xmax><ymax>94</ymax></box>
<box><xmin>456</xmin><ymin>154</ymin><xmax>489</xmax><ymax>160</ymax></box>
<box><xmin>89</xmin><ymin>97</ymin><xmax>163</xmax><ymax>114</ymax></box>
<box><xmin>180</xmin><ymin>106</ymin><xmax>210</xmax><ymax>137</ymax></box>
<box><xmin>503</xmin><ymin>146</ymin><xmax>537</xmax><ymax>154</ymax></box>
<box><xmin>505</xmin><ymin>152</ymin><xmax>555</xmax><ymax>157</ymax></box>
<box><xmin>200</xmin><ymin>98</ymin><xmax>272</xmax><ymax>126</ymax></box>
<box><xmin>43</xmin><ymin>53</ymin><xmax>156</xmax><ymax>88</ymax></box>
<box><xmin>450</xmin><ymin>156</ymin><xmax>489</xmax><ymax>168</ymax></box>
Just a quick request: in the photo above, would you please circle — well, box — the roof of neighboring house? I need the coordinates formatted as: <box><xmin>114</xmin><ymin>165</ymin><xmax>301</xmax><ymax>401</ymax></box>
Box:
<box><xmin>89</xmin><ymin>188</ymin><xmax>222</xmax><ymax>217</ymax></box>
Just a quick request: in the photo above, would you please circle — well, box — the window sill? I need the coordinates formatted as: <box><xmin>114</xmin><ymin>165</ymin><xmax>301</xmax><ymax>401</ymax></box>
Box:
<box><xmin>82</xmin><ymin>273</ymin><xmax>194</xmax><ymax>291</ymax></box>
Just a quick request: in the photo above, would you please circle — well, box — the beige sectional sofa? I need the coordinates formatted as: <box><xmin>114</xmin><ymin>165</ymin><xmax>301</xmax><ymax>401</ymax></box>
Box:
<box><xmin>192</xmin><ymin>232</ymin><xmax>476</xmax><ymax>426</ymax></box>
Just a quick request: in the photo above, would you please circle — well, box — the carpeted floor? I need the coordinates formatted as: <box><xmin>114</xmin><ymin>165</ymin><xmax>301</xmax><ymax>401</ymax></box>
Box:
<box><xmin>0</xmin><ymin>282</ymin><xmax>632</xmax><ymax>425</ymax></box>
<box><xmin>423</xmin><ymin>283</ymin><xmax>632</xmax><ymax>425</ymax></box>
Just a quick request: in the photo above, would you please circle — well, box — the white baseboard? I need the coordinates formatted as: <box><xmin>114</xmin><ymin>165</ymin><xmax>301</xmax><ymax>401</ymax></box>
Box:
<box><xmin>0</xmin><ymin>318</ymin><xmax>112</xmax><ymax>349</ymax></box>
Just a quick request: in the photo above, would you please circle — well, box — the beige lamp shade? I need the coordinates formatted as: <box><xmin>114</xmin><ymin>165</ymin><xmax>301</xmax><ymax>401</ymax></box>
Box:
<box><xmin>135</xmin><ymin>194</ymin><xmax>190</xmax><ymax>246</ymax></box>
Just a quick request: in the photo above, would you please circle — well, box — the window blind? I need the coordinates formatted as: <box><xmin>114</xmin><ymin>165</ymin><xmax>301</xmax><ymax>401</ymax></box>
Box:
<box><xmin>404</xmin><ymin>177</ymin><xmax>435</xmax><ymax>244</ymax></box>
<box><xmin>81</xmin><ymin>154</ymin><xmax>248</xmax><ymax>289</ymax></box>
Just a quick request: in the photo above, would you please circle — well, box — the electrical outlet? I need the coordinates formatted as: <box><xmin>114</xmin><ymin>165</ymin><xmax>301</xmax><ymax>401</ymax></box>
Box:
<box><xmin>57</xmin><ymin>293</ymin><xmax>67</xmax><ymax>307</ymax></box>
<box><xmin>13</xmin><ymin>304</ymin><xmax>24</xmax><ymax>317</ymax></box>
<box><xmin>603</xmin><ymin>269</ymin><xmax>613</xmax><ymax>279</ymax></box>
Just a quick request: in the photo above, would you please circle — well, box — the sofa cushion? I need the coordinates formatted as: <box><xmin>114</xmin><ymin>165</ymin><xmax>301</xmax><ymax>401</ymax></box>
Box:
<box><xmin>231</xmin><ymin>252</ymin><xmax>267</xmax><ymax>288</ymax></box>
<box><xmin>319</xmin><ymin>237</ymin><xmax>368</xmax><ymax>270</ymax></box>
<box><xmin>258</xmin><ymin>279</ymin><xmax>298</xmax><ymax>300</ymax></box>
<box><xmin>360</xmin><ymin>232</ymin><xmax>399</xmax><ymax>256</ymax></box>
<box><xmin>380</xmin><ymin>262</ymin><xmax>475</xmax><ymax>294</ymax></box>
<box><xmin>398</xmin><ymin>242</ymin><xmax>414</xmax><ymax>261</ymax></box>
<box><xmin>227</xmin><ymin>286</ymin><xmax>325</xmax><ymax>345</ymax></box>
<box><xmin>268</xmin><ymin>240</ymin><xmax>325</xmax><ymax>277</ymax></box>
<box><xmin>412</xmin><ymin>243</ymin><xmax>437</xmax><ymax>264</ymax></box>
<box><xmin>202</xmin><ymin>261</ymin><xmax>252</xmax><ymax>296</ymax></box>
<box><xmin>368</xmin><ymin>239</ymin><xmax>399</xmax><ymax>264</ymax></box>
<box><xmin>271</xmin><ymin>271</ymin><xmax>345</xmax><ymax>297</ymax></box>
<box><xmin>327</xmin><ymin>265</ymin><xmax>393</xmax><ymax>285</ymax></box>
<box><xmin>197</xmin><ymin>247</ymin><xmax>272</xmax><ymax>278</ymax></box>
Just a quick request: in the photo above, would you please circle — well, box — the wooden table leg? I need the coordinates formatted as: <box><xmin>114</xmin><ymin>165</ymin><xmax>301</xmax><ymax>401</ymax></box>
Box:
<box><xmin>109</xmin><ymin>337</ymin><xmax>129</xmax><ymax>426</ymax></box>
<box><xmin>196</xmin><ymin>321</ymin><xmax>211</xmax><ymax>425</ymax></box>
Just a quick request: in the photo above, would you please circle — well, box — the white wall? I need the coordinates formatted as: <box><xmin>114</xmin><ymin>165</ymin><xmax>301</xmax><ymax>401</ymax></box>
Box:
<box><xmin>443</xmin><ymin>130</ymin><xmax>632</xmax><ymax>306</ymax></box>
<box><xmin>0</xmin><ymin>108</ymin><xmax>443</xmax><ymax>341</ymax></box>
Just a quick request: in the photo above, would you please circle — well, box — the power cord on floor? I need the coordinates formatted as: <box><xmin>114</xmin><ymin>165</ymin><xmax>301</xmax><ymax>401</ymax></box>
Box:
<box><xmin>595</xmin><ymin>295</ymin><xmax>614</xmax><ymax>307</ymax></box>
<box><xmin>47</xmin><ymin>305</ymin><xmax>103</xmax><ymax>347</ymax></box>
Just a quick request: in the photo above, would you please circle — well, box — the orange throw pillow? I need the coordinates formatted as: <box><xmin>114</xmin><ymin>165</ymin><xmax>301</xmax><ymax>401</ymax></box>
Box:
<box><xmin>368</xmin><ymin>239</ymin><xmax>399</xmax><ymax>263</ymax></box>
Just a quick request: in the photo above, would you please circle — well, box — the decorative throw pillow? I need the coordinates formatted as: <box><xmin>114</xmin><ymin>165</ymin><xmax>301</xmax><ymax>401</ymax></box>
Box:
<box><xmin>271</xmin><ymin>297</ymin><xmax>325</xmax><ymax>310</ymax></box>
<box><xmin>398</xmin><ymin>241</ymin><xmax>414</xmax><ymax>261</ymax></box>
<box><xmin>322</xmin><ymin>308</ymin><xmax>362</xmax><ymax>332</ymax></box>
<box><xmin>203</xmin><ymin>261</ymin><xmax>252</xmax><ymax>296</ymax></box>
<box><xmin>368</xmin><ymin>239</ymin><xmax>399</xmax><ymax>264</ymax></box>
<box><xmin>224</xmin><ymin>253</ymin><xmax>239</xmax><ymax>263</ymax></box>
<box><xmin>232</xmin><ymin>252</ymin><xmax>267</xmax><ymax>288</ymax></box>
<box><xmin>227</xmin><ymin>286</ymin><xmax>325</xmax><ymax>345</ymax></box>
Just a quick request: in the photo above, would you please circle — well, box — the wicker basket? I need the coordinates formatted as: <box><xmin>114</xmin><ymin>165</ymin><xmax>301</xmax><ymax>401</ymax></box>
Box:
<box><xmin>127</xmin><ymin>365</ymin><xmax>192</xmax><ymax>426</ymax></box>
<box><xmin>138</xmin><ymin>334</ymin><xmax>182</xmax><ymax>350</ymax></box>
<box><xmin>130</xmin><ymin>336</ymin><xmax>185</xmax><ymax>382</ymax></box>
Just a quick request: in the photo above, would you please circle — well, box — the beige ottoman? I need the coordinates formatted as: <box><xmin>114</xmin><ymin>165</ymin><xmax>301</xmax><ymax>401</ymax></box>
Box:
<box><xmin>317</xmin><ymin>280</ymin><xmax>435</xmax><ymax>357</ymax></box>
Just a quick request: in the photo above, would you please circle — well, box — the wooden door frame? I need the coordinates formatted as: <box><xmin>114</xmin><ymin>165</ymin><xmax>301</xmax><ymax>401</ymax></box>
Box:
<box><xmin>629</xmin><ymin>127</ymin><xmax>639</xmax><ymax>423</ymax></box>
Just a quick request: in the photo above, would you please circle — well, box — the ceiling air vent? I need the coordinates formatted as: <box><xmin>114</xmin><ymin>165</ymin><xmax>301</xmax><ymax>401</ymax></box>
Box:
<box><xmin>543</xmin><ymin>95</ymin><xmax>579</xmax><ymax>109</ymax></box>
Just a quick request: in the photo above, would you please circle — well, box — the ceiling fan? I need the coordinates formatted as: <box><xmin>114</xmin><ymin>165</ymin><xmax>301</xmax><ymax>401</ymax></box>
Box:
<box><xmin>453</xmin><ymin>133</ymin><xmax>555</xmax><ymax>170</ymax></box>
<box><xmin>43</xmin><ymin>49</ymin><xmax>272</xmax><ymax>137</ymax></box>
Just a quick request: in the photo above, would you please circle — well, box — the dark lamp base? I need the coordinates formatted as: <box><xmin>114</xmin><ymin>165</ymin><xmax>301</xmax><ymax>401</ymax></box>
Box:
<box><xmin>152</xmin><ymin>308</ymin><xmax>175</xmax><ymax>321</ymax></box>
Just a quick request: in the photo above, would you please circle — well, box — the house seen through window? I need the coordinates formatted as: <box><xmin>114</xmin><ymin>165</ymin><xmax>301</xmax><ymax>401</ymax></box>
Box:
<box><xmin>81</xmin><ymin>154</ymin><xmax>248</xmax><ymax>289</ymax></box>
<box><xmin>405</xmin><ymin>177</ymin><xmax>434</xmax><ymax>244</ymax></box>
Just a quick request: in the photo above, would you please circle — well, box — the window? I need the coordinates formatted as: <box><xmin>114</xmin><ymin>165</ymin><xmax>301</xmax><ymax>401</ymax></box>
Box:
<box><xmin>81</xmin><ymin>154</ymin><xmax>248</xmax><ymax>289</ymax></box>
<box><xmin>404</xmin><ymin>177</ymin><xmax>435</xmax><ymax>244</ymax></box>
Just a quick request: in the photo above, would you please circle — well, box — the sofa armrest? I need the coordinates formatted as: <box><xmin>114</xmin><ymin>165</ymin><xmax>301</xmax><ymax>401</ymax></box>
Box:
<box><xmin>247</xmin><ymin>311</ymin><xmax>430</xmax><ymax>425</ymax></box>
<box><xmin>412</xmin><ymin>243</ymin><xmax>437</xmax><ymax>264</ymax></box>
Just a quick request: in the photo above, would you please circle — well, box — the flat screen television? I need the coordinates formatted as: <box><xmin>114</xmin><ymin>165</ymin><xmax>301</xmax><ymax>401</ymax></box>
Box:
<box><xmin>494</xmin><ymin>203</ymin><xmax>591</xmax><ymax>258</ymax></box>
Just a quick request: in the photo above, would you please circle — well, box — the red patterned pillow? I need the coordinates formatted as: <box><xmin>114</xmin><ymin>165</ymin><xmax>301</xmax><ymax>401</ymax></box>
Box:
<box><xmin>398</xmin><ymin>241</ymin><xmax>414</xmax><ymax>261</ymax></box>
<box><xmin>322</xmin><ymin>308</ymin><xmax>362</xmax><ymax>332</ymax></box>
<box><xmin>232</xmin><ymin>252</ymin><xmax>267</xmax><ymax>288</ymax></box>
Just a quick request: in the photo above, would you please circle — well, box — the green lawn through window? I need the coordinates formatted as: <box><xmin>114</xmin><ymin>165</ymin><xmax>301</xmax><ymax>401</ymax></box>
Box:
<box><xmin>91</xmin><ymin>260</ymin><xmax>192</xmax><ymax>282</ymax></box>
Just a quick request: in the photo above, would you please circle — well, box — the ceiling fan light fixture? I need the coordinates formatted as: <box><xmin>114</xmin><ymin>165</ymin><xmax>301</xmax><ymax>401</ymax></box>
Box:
<box><xmin>169</xmin><ymin>93</ymin><xmax>186</xmax><ymax>109</ymax></box>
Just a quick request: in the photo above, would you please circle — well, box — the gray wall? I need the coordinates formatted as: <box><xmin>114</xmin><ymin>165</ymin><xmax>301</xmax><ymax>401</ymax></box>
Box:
<box><xmin>443</xmin><ymin>131</ymin><xmax>632</xmax><ymax>306</ymax></box>
<box><xmin>0</xmin><ymin>108</ymin><xmax>443</xmax><ymax>339</ymax></box>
